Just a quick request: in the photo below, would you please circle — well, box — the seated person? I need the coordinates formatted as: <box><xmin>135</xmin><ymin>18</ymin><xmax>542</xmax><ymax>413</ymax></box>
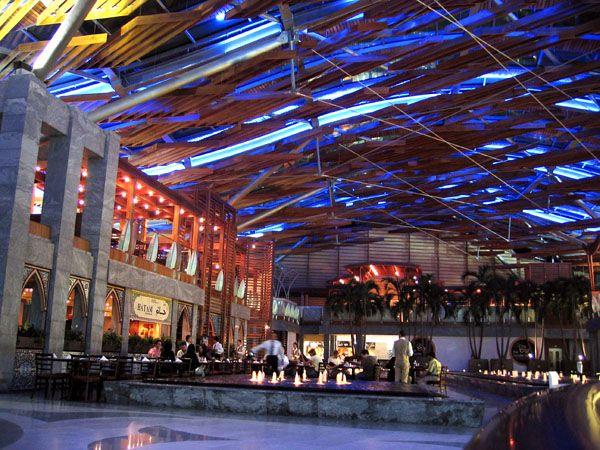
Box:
<box><xmin>290</xmin><ymin>342</ymin><xmax>303</xmax><ymax>363</ymax></box>
<box><xmin>234</xmin><ymin>340</ymin><xmax>246</xmax><ymax>360</ymax></box>
<box><xmin>147</xmin><ymin>341</ymin><xmax>162</xmax><ymax>358</ymax></box>
<box><xmin>418</xmin><ymin>351</ymin><xmax>442</xmax><ymax>384</ymax></box>
<box><xmin>357</xmin><ymin>349</ymin><xmax>377</xmax><ymax>381</ymax></box>
<box><xmin>184</xmin><ymin>341</ymin><xmax>200</xmax><ymax>371</ymax></box>
<box><xmin>213</xmin><ymin>337</ymin><xmax>224</xmax><ymax>360</ymax></box>
<box><xmin>176</xmin><ymin>342</ymin><xmax>187</xmax><ymax>360</ymax></box>
<box><xmin>327</xmin><ymin>350</ymin><xmax>346</xmax><ymax>377</ymax></box>
<box><xmin>161</xmin><ymin>341</ymin><xmax>175</xmax><ymax>361</ymax></box>
<box><xmin>305</xmin><ymin>349</ymin><xmax>322</xmax><ymax>378</ymax></box>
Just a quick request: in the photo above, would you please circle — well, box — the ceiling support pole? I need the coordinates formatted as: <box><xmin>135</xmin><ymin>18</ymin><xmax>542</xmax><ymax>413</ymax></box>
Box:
<box><xmin>33</xmin><ymin>0</ymin><xmax>96</xmax><ymax>81</ymax></box>
<box><xmin>229</xmin><ymin>139</ymin><xmax>311</xmax><ymax>207</ymax></box>
<box><xmin>237</xmin><ymin>188</ymin><xmax>325</xmax><ymax>231</ymax></box>
<box><xmin>89</xmin><ymin>33</ymin><xmax>288</xmax><ymax>122</ymax></box>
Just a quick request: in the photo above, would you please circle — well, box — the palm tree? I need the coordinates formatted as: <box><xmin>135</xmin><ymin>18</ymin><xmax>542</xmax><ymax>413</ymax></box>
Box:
<box><xmin>326</xmin><ymin>279</ymin><xmax>384</xmax><ymax>356</ymax></box>
<box><xmin>462</xmin><ymin>267</ymin><xmax>494</xmax><ymax>360</ymax></box>
<box><xmin>384</xmin><ymin>276</ymin><xmax>417</xmax><ymax>340</ymax></box>
<box><xmin>546</xmin><ymin>276</ymin><xmax>591</xmax><ymax>360</ymax></box>
<box><xmin>384</xmin><ymin>274</ymin><xmax>447</xmax><ymax>354</ymax></box>
<box><xmin>513</xmin><ymin>279</ymin><xmax>545</xmax><ymax>359</ymax></box>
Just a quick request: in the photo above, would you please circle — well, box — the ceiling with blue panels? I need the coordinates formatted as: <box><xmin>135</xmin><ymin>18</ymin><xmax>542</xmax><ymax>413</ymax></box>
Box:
<box><xmin>3</xmin><ymin>0</ymin><xmax>600</xmax><ymax>263</ymax></box>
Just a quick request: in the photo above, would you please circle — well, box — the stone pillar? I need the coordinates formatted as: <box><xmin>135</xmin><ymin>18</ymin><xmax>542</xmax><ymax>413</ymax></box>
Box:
<box><xmin>120</xmin><ymin>288</ymin><xmax>132</xmax><ymax>355</ymax></box>
<box><xmin>191</xmin><ymin>304</ymin><xmax>199</xmax><ymax>344</ymax></box>
<box><xmin>0</xmin><ymin>74</ymin><xmax>45</xmax><ymax>389</ymax></box>
<box><xmin>81</xmin><ymin>130</ymin><xmax>120</xmax><ymax>354</ymax></box>
<box><xmin>323</xmin><ymin>333</ymin><xmax>330</xmax><ymax>359</ymax></box>
<box><xmin>171</xmin><ymin>300</ymin><xmax>179</xmax><ymax>343</ymax></box>
<box><xmin>41</xmin><ymin>110</ymin><xmax>85</xmax><ymax>355</ymax></box>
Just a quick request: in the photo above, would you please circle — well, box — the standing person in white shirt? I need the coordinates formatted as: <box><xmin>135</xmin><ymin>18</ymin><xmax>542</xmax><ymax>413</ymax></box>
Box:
<box><xmin>213</xmin><ymin>337</ymin><xmax>224</xmax><ymax>360</ymax></box>
<box><xmin>393</xmin><ymin>329</ymin><xmax>413</xmax><ymax>383</ymax></box>
<box><xmin>251</xmin><ymin>332</ymin><xmax>284</xmax><ymax>375</ymax></box>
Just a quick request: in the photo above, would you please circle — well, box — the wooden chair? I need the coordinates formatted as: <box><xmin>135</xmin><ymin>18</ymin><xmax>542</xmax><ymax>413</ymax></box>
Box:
<box><xmin>140</xmin><ymin>359</ymin><xmax>157</xmax><ymax>379</ymax></box>
<box><xmin>117</xmin><ymin>356</ymin><xmax>140</xmax><ymax>380</ymax></box>
<box><xmin>178</xmin><ymin>358</ymin><xmax>192</xmax><ymax>377</ymax></box>
<box><xmin>318</xmin><ymin>361</ymin><xmax>327</xmax><ymax>373</ymax></box>
<box><xmin>100</xmin><ymin>359</ymin><xmax>120</xmax><ymax>382</ymax></box>
<box><xmin>427</xmin><ymin>366</ymin><xmax>449</xmax><ymax>393</ymax></box>
<box><xmin>70</xmin><ymin>357</ymin><xmax>102</xmax><ymax>401</ymax></box>
<box><xmin>372</xmin><ymin>364</ymin><xmax>382</xmax><ymax>381</ymax></box>
<box><xmin>154</xmin><ymin>360</ymin><xmax>176</xmax><ymax>378</ymax></box>
<box><xmin>32</xmin><ymin>353</ymin><xmax>70</xmax><ymax>399</ymax></box>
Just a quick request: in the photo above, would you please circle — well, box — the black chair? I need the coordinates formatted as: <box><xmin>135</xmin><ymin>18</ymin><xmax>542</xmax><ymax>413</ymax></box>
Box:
<box><xmin>154</xmin><ymin>361</ymin><xmax>176</xmax><ymax>378</ymax></box>
<box><xmin>117</xmin><ymin>356</ymin><xmax>140</xmax><ymax>380</ymax></box>
<box><xmin>372</xmin><ymin>364</ymin><xmax>381</xmax><ymax>381</ymax></box>
<box><xmin>178</xmin><ymin>358</ymin><xmax>193</xmax><ymax>377</ymax></box>
<box><xmin>70</xmin><ymin>357</ymin><xmax>102</xmax><ymax>401</ymax></box>
<box><xmin>426</xmin><ymin>366</ymin><xmax>448</xmax><ymax>394</ymax></box>
<box><xmin>32</xmin><ymin>353</ymin><xmax>70</xmax><ymax>399</ymax></box>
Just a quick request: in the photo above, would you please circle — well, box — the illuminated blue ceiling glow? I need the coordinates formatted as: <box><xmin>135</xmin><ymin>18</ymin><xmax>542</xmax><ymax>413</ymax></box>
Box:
<box><xmin>522</xmin><ymin>209</ymin><xmax>575</xmax><ymax>224</ymax></box>
<box><xmin>555</xmin><ymin>98</ymin><xmax>600</xmax><ymax>112</ymax></box>
<box><xmin>143</xmin><ymin>163</ymin><xmax>185</xmax><ymax>176</ymax></box>
<box><xmin>190</xmin><ymin>122</ymin><xmax>312</xmax><ymax>166</ymax></box>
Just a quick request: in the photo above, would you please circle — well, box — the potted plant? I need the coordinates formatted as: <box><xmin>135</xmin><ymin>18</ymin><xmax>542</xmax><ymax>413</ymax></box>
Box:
<box><xmin>64</xmin><ymin>329</ymin><xmax>84</xmax><ymax>351</ymax></box>
<box><xmin>17</xmin><ymin>325</ymin><xmax>44</xmax><ymax>349</ymax></box>
<box><xmin>102</xmin><ymin>329</ymin><xmax>122</xmax><ymax>353</ymax></box>
<box><xmin>128</xmin><ymin>335</ymin><xmax>157</xmax><ymax>354</ymax></box>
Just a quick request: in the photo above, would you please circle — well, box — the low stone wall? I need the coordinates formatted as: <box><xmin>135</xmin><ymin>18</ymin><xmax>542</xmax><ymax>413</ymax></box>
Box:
<box><xmin>448</xmin><ymin>373</ymin><xmax>546</xmax><ymax>399</ymax></box>
<box><xmin>105</xmin><ymin>381</ymin><xmax>484</xmax><ymax>427</ymax></box>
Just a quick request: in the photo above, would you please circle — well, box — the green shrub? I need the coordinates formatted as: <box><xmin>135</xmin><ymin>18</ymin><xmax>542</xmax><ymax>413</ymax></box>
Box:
<box><xmin>102</xmin><ymin>330</ymin><xmax>122</xmax><ymax>347</ymax></box>
<box><xmin>64</xmin><ymin>329</ymin><xmax>83</xmax><ymax>341</ymax></box>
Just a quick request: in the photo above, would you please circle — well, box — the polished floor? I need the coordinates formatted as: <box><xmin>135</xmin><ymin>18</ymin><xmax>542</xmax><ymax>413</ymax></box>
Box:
<box><xmin>0</xmin><ymin>388</ymin><xmax>510</xmax><ymax>450</ymax></box>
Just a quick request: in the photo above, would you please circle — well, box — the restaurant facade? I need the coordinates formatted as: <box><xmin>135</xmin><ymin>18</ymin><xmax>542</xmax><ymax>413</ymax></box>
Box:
<box><xmin>0</xmin><ymin>72</ymin><xmax>270</xmax><ymax>390</ymax></box>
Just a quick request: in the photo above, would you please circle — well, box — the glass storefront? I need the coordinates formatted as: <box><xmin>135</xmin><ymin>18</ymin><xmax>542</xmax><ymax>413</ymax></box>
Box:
<box><xmin>303</xmin><ymin>334</ymin><xmax>324</xmax><ymax>358</ymax></box>
<box><xmin>128</xmin><ymin>290</ymin><xmax>172</xmax><ymax>339</ymax></box>
<box><xmin>334</xmin><ymin>334</ymin><xmax>397</xmax><ymax>360</ymax></box>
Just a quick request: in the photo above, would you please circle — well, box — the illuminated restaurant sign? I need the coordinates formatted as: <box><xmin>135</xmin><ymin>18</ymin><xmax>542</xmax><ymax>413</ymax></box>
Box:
<box><xmin>131</xmin><ymin>291</ymin><xmax>172</xmax><ymax>324</ymax></box>
<box><xmin>272</xmin><ymin>298</ymin><xmax>300</xmax><ymax>323</ymax></box>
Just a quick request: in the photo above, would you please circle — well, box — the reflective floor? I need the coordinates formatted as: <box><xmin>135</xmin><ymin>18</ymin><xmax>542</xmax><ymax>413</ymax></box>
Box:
<box><xmin>0</xmin><ymin>389</ymin><xmax>509</xmax><ymax>450</ymax></box>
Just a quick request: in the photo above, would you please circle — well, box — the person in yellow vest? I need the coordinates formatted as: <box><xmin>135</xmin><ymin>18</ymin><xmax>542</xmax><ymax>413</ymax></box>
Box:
<box><xmin>419</xmin><ymin>351</ymin><xmax>442</xmax><ymax>384</ymax></box>
<box><xmin>393</xmin><ymin>330</ymin><xmax>413</xmax><ymax>383</ymax></box>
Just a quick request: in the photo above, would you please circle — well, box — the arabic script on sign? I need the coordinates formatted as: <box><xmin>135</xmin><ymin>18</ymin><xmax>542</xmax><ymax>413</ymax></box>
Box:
<box><xmin>133</xmin><ymin>295</ymin><xmax>171</xmax><ymax>322</ymax></box>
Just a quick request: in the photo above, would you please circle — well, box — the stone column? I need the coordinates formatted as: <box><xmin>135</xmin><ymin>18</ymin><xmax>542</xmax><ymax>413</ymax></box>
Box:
<box><xmin>0</xmin><ymin>74</ymin><xmax>45</xmax><ymax>390</ymax></box>
<box><xmin>171</xmin><ymin>299</ymin><xmax>179</xmax><ymax>343</ymax></box>
<box><xmin>120</xmin><ymin>288</ymin><xmax>132</xmax><ymax>355</ymax></box>
<box><xmin>41</xmin><ymin>109</ymin><xmax>85</xmax><ymax>355</ymax></box>
<box><xmin>323</xmin><ymin>333</ymin><xmax>330</xmax><ymax>359</ymax></box>
<box><xmin>191</xmin><ymin>304</ymin><xmax>199</xmax><ymax>344</ymax></box>
<box><xmin>81</xmin><ymin>130</ymin><xmax>120</xmax><ymax>354</ymax></box>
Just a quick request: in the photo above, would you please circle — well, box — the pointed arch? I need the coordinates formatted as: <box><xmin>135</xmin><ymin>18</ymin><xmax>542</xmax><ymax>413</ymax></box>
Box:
<box><xmin>22</xmin><ymin>269</ymin><xmax>47</xmax><ymax>312</ymax></box>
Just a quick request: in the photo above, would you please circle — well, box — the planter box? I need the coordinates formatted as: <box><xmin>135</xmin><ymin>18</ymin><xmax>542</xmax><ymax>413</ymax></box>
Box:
<box><xmin>102</xmin><ymin>343</ymin><xmax>121</xmax><ymax>353</ymax></box>
<box><xmin>16</xmin><ymin>336</ymin><xmax>43</xmax><ymax>349</ymax></box>
<box><xmin>128</xmin><ymin>344</ymin><xmax>152</xmax><ymax>354</ymax></box>
<box><xmin>490</xmin><ymin>358</ymin><xmax>514</xmax><ymax>371</ymax></box>
<box><xmin>528</xmin><ymin>359</ymin><xmax>548</xmax><ymax>372</ymax></box>
<box><xmin>468</xmin><ymin>359</ymin><xmax>489</xmax><ymax>372</ymax></box>
<box><xmin>64</xmin><ymin>340</ymin><xmax>84</xmax><ymax>352</ymax></box>
<box><xmin>562</xmin><ymin>360</ymin><xmax>591</xmax><ymax>374</ymax></box>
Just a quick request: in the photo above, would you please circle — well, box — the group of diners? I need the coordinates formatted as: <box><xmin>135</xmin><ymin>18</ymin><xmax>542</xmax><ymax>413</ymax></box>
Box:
<box><xmin>141</xmin><ymin>329</ymin><xmax>442</xmax><ymax>383</ymax></box>
<box><xmin>250</xmin><ymin>330</ymin><xmax>442</xmax><ymax>384</ymax></box>
<box><xmin>145</xmin><ymin>334</ymin><xmax>232</xmax><ymax>376</ymax></box>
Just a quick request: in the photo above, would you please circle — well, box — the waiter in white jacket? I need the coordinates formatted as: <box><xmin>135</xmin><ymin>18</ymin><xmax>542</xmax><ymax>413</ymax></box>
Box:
<box><xmin>252</xmin><ymin>332</ymin><xmax>284</xmax><ymax>375</ymax></box>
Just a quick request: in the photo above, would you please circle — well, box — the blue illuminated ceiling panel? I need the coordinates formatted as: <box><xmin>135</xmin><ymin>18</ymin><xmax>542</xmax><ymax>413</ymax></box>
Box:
<box><xmin>12</xmin><ymin>0</ymin><xmax>600</xmax><ymax>262</ymax></box>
